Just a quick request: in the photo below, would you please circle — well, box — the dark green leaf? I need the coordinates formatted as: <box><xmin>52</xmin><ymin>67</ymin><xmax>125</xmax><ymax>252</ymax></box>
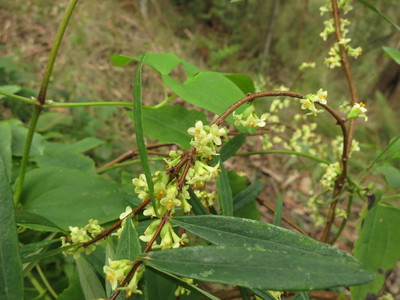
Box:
<box><xmin>144</xmin><ymin>268</ymin><xmax>176</xmax><ymax>300</ymax></box>
<box><xmin>0</xmin><ymin>121</ymin><xmax>12</xmax><ymax>180</ymax></box>
<box><xmin>219</xmin><ymin>133</ymin><xmax>247</xmax><ymax>162</ymax></box>
<box><xmin>251</xmin><ymin>289</ymin><xmax>279</xmax><ymax>300</ymax></box>
<box><xmin>352</xmin><ymin>204</ymin><xmax>400</xmax><ymax>299</ymax></box>
<box><xmin>356</xmin><ymin>0</ymin><xmax>400</xmax><ymax>30</ymax></box>
<box><xmin>133</xmin><ymin>53</ymin><xmax>157</xmax><ymax>212</ymax></box>
<box><xmin>0</xmin><ymin>155</ymin><xmax>23</xmax><ymax>300</ymax></box>
<box><xmin>58</xmin><ymin>271</ymin><xmax>85</xmax><ymax>300</ymax></box>
<box><xmin>233</xmin><ymin>181</ymin><xmax>265</xmax><ymax>211</ymax></box>
<box><xmin>224</xmin><ymin>74</ymin><xmax>255</xmax><ymax>94</ymax></box>
<box><xmin>292</xmin><ymin>292</ymin><xmax>310</xmax><ymax>300</ymax></box>
<box><xmin>20</xmin><ymin>239</ymin><xmax>60</xmax><ymax>257</ymax></box>
<box><xmin>188</xmin><ymin>188</ymin><xmax>210</xmax><ymax>215</ymax></box>
<box><xmin>22</xmin><ymin>244</ymin><xmax>75</xmax><ymax>263</ymax></box>
<box><xmin>142</xmin><ymin>245</ymin><xmax>374</xmax><ymax>290</ymax></box>
<box><xmin>76</xmin><ymin>256</ymin><xmax>106</xmax><ymax>300</ymax></box>
<box><xmin>115</xmin><ymin>218</ymin><xmax>141</xmax><ymax>260</ymax></box>
<box><xmin>171</xmin><ymin>215</ymin><xmax>360</xmax><ymax>261</ymax></box>
<box><xmin>383</xmin><ymin>47</ymin><xmax>400</xmax><ymax>64</ymax></box>
<box><xmin>273</xmin><ymin>193</ymin><xmax>283</xmax><ymax>226</ymax></box>
<box><xmin>21</xmin><ymin>167</ymin><xmax>139</xmax><ymax>229</ymax></box>
<box><xmin>147</xmin><ymin>266</ymin><xmax>220</xmax><ymax>300</ymax></box>
<box><xmin>216</xmin><ymin>159</ymin><xmax>233</xmax><ymax>216</ymax></box>
<box><xmin>140</xmin><ymin>105</ymin><xmax>207</xmax><ymax>149</ymax></box>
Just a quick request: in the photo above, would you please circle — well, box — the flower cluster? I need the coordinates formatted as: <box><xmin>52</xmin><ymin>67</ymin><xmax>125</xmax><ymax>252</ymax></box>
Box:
<box><xmin>319</xmin><ymin>0</ymin><xmax>362</xmax><ymax>68</ymax></box>
<box><xmin>186</xmin><ymin>161</ymin><xmax>221</xmax><ymax>188</ymax></box>
<box><xmin>299</xmin><ymin>62</ymin><xmax>316</xmax><ymax>71</ymax></box>
<box><xmin>194</xmin><ymin>189</ymin><xmax>216</xmax><ymax>207</ymax></box>
<box><xmin>103</xmin><ymin>259</ymin><xmax>144</xmax><ymax>296</ymax></box>
<box><xmin>61</xmin><ymin>219</ymin><xmax>103</xmax><ymax>258</ymax></box>
<box><xmin>331</xmin><ymin>136</ymin><xmax>360</xmax><ymax>159</ymax></box>
<box><xmin>300</xmin><ymin>89</ymin><xmax>328</xmax><ymax>116</ymax></box>
<box><xmin>187</xmin><ymin>120</ymin><xmax>227</xmax><ymax>159</ymax></box>
<box><xmin>347</xmin><ymin>102</ymin><xmax>368</xmax><ymax>121</ymax></box>
<box><xmin>320</xmin><ymin>162</ymin><xmax>342</xmax><ymax>190</ymax></box>
<box><xmin>139</xmin><ymin>221</ymin><xmax>188</xmax><ymax>250</ymax></box>
<box><xmin>233</xmin><ymin>106</ymin><xmax>268</xmax><ymax>129</ymax></box>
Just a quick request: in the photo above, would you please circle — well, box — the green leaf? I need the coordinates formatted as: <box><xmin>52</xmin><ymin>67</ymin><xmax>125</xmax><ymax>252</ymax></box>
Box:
<box><xmin>9</xmin><ymin>119</ymin><xmax>44</xmax><ymax>157</ymax></box>
<box><xmin>34</xmin><ymin>150</ymin><xmax>96</xmax><ymax>173</ymax></box>
<box><xmin>138</xmin><ymin>105</ymin><xmax>207</xmax><ymax>149</ymax></box>
<box><xmin>0</xmin><ymin>85</ymin><xmax>21</xmax><ymax>99</ymax></box>
<box><xmin>133</xmin><ymin>53</ymin><xmax>157</xmax><ymax>213</ymax></box>
<box><xmin>251</xmin><ymin>289</ymin><xmax>279</xmax><ymax>300</ymax></box>
<box><xmin>58</xmin><ymin>271</ymin><xmax>85</xmax><ymax>300</ymax></box>
<box><xmin>15</xmin><ymin>210</ymin><xmax>64</xmax><ymax>232</ymax></box>
<box><xmin>219</xmin><ymin>133</ymin><xmax>247</xmax><ymax>162</ymax></box>
<box><xmin>21</xmin><ymin>167</ymin><xmax>139</xmax><ymax>229</ymax></box>
<box><xmin>171</xmin><ymin>215</ymin><xmax>359</xmax><ymax>261</ymax></box>
<box><xmin>356</xmin><ymin>0</ymin><xmax>400</xmax><ymax>31</ymax></box>
<box><xmin>76</xmin><ymin>256</ymin><xmax>106</xmax><ymax>300</ymax></box>
<box><xmin>115</xmin><ymin>217</ymin><xmax>141</xmax><ymax>260</ymax></box>
<box><xmin>188</xmin><ymin>188</ymin><xmax>210</xmax><ymax>215</ymax></box>
<box><xmin>36</xmin><ymin>111</ymin><xmax>73</xmax><ymax>132</ymax></box>
<box><xmin>143</xmin><ymin>268</ymin><xmax>176</xmax><ymax>300</ymax></box>
<box><xmin>0</xmin><ymin>121</ymin><xmax>12</xmax><ymax>180</ymax></box>
<box><xmin>20</xmin><ymin>239</ymin><xmax>60</xmax><ymax>257</ymax></box>
<box><xmin>142</xmin><ymin>245</ymin><xmax>374</xmax><ymax>291</ymax></box>
<box><xmin>352</xmin><ymin>204</ymin><xmax>400</xmax><ymax>299</ymax></box>
<box><xmin>383</xmin><ymin>46</ymin><xmax>400</xmax><ymax>64</ymax></box>
<box><xmin>147</xmin><ymin>266</ymin><xmax>219</xmax><ymax>300</ymax></box>
<box><xmin>216</xmin><ymin>159</ymin><xmax>233</xmax><ymax>216</ymax></box>
<box><xmin>273</xmin><ymin>193</ymin><xmax>283</xmax><ymax>226</ymax></box>
<box><xmin>22</xmin><ymin>244</ymin><xmax>74</xmax><ymax>263</ymax></box>
<box><xmin>0</xmin><ymin>155</ymin><xmax>23</xmax><ymax>300</ymax></box>
<box><xmin>376</xmin><ymin>165</ymin><xmax>400</xmax><ymax>188</ymax></box>
<box><xmin>162</xmin><ymin>71</ymin><xmax>245</xmax><ymax>117</ymax></box>
<box><xmin>233</xmin><ymin>180</ymin><xmax>265</xmax><ymax>211</ymax></box>
<box><xmin>224</xmin><ymin>74</ymin><xmax>255</xmax><ymax>94</ymax></box>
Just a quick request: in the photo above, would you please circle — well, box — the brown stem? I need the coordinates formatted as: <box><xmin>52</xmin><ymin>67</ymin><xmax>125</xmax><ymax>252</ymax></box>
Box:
<box><xmin>320</xmin><ymin>0</ymin><xmax>359</xmax><ymax>243</ymax></box>
<box><xmin>108</xmin><ymin>210</ymin><xmax>171</xmax><ymax>300</ymax></box>
<box><xmin>81</xmin><ymin>198</ymin><xmax>151</xmax><ymax>247</ymax></box>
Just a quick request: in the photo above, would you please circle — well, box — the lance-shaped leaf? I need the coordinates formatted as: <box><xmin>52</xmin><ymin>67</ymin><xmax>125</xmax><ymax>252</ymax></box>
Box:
<box><xmin>216</xmin><ymin>159</ymin><xmax>233</xmax><ymax>216</ymax></box>
<box><xmin>115</xmin><ymin>217</ymin><xmax>141</xmax><ymax>261</ymax></box>
<box><xmin>142</xmin><ymin>245</ymin><xmax>374</xmax><ymax>291</ymax></box>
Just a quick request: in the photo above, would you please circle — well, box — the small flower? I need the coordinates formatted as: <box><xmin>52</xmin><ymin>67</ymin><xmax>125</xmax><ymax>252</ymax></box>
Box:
<box><xmin>347</xmin><ymin>102</ymin><xmax>367</xmax><ymax>121</ymax></box>
<box><xmin>117</xmin><ymin>265</ymin><xmax>144</xmax><ymax>297</ymax></box>
<box><xmin>175</xmin><ymin>278</ymin><xmax>195</xmax><ymax>296</ymax></box>
<box><xmin>320</xmin><ymin>162</ymin><xmax>342</xmax><ymax>190</ymax></box>
<box><xmin>119</xmin><ymin>206</ymin><xmax>133</xmax><ymax>220</ymax></box>
<box><xmin>103</xmin><ymin>258</ymin><xmax>132</xmax><ymax>290</ymax></box>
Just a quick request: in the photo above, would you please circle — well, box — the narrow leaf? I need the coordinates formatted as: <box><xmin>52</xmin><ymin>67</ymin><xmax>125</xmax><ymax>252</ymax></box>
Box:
<box><xmin>133</xmin><ymin>53</ymin><xmax>157</xmax><ymax>212</ymax></box>
<box><xmin>20</xmin><ymin>239</ymin><xmax>60</xmax><ymax>257</ymax></box>
<box><xmin>216</xmin><ymin>159</ymin><xmax>233</xmax><ymax>216</ymax></box>
<box><xmin>356</xmin><ymin>0</ymin><xmax>400</xmax><ymax>30</ymax></box>
<box><xmin>273</xmin><ymin>193</ymin><xmax>283</xmax><ymax>226</ymax></box>
<box><xmin>0</xmin><ymin>122</ymin><xmax>12</xmax><ymax>180</ymax></box>
<box><xmin>115</xmin><ymin>217</ymin><xmax>141</xmax><ymax>261</ymax></box>
<box><xmin>171</xmin><ymin>215</ymin><xmax>359</xmax><ymax>261</ymax></box>
<box><xmin>0</xmin><ymin>155</ymin><xmax>23</xmax><ymax>300</ymax></box>
<box><xmin>383</xmin><ymin>46</ymin><xmax>400</xmax><ymax>64</ymax></box>
<box><xmin>233</xmin><ymin>181</ymin><xmax>265</xmax><ymax>211</ymax></box>
<box><xmin>352</xmin><ymin>204</ymin><xmax>400</xmax><ymax>299</ymax></box>
<box><xmin>219</xmin><ymin>133</ymin><xmax>247</xmax><ymax>162</ymax></box>
<box><xmin>76</xmin><ymin>256</ymin><xmax>106</xmax><ymax>300</ymax></box>
<box><xmin>142</xmin><ymin>245</ymin><xmax>374</xmax><ymax>290</ymax></box>
<box><xmin>22</xmin><ymin>245</ymin><xmax>75</xmax><ymax>263</ymax></box>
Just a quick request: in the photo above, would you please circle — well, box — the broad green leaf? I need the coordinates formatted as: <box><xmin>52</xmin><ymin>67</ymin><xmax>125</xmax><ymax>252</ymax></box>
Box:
<box><xmin>144</xmin><ymin>268</ymin><xmax>176</xmax><ymax>300</ymax></box>
<box><xmin>171</xmin><ymin>215</ymin><xmax>358</xmax><ymax>261</ymax></box>
<box><xmin>20</xmin><ymin>239</ymin><xmax>60</xmax><ymax>257</ymax></box>
<box><xmin>356</xmin><ymin>0</ymin><xmax>400</xmax><ymax>31</ymax></box>
<box><xmin>36</xmin><ymin>111</ymin><xmax>73</xmax><ymax>132</ymax></box>
<box><xmin>115</xmin><ymin>217</ymin><xmax>141</xmax><ymax>260</ymax></box>
<box><xmin>352</xmin><ymin>204</ymin><xmax>400</xmax><ymax>299</ymax></box>
<box><xmin>233</xmin><ymin>180</ymin><xmax>265</xmax><ymax>211</ymax></box>
<box><xmin>0</xmin><ymin>156</ymin><xmax>23</xmax><ymax>300</ymax></box>
<box><xmin>0</xmin><ymin>121</ymin><xmax>12</xmax><ymax>180</ymax></box>
<box><xmin>142</xmin><ymin>245</ymin><xmax>374</xmax><ymax>291</ymax></box>
<box><xmin>147</xmin><ymin>266</ymin><xmax>219</xmax><ymax>300</ymax></box>
<box><xmin>376</xmin><ymin>165</ymin><xmax>400</xmax><ymax>188</ymax></box>
<box><xmin>273</xmin><ymin>193</ymin><xmax>283</xmax><ymax>226</ymax></box>
<box><xmin>0</xmin><ymin>85</ymin><xmax>21</xmax><ymax>99</ymax></box>
<box><xmin>162</xmin><ymin>72</ymin><xmax>245</xmax><ymax>117</ymax></box>
<box><xmin>219</xmin><ymin>133</ymin><xmax>247</xmax><ymax>162</ymax></box>
<box><xmin>188</xmin><ymin>188</ymin><xmax>210</xmax><ymax>215</ymax></box>
<box><xmin>383</xmin><ymin>46</ymin><xmax>400</xmax><ymax>64</ymax></box>
<box><xmin>34</xmin><ymin>150</ymin><xmax>96</xmax><ymax>173</ymax></box>
<box><xmin>21</xmin><ymin>167</ymin><xmax>139</xmax><ymax>229</ymax></box>
<box><xmin>138</xmin><ymin>105</ymin><xmax>206</xmax><ymax>149</ymax></box>
<box><xmin>43</xmin><ymin>137</ymin><xmax>105</xmax><ymax>154</ymax></box>
<box><xmin>216</xmin><ymin>159</ymin><xmax>233</xmax><ymax>216</ymax></box>
<box><xmin>9</xmin><ymin>119</ymin><xmax>44</xmax><ymax>156</ymax></box>
<box><xmin>76</xmin><ymin>256</ymin><xmax>106</xmax><ymax>300</ymax></box>
<box><xmin>133</xmin><ymin>54</ymin><xmax>157</xmax><ymax>212</ymax></box>
<box><xmin>224</xmin><ymin>74</ymin><xmax>255</xmax><ymax>94</ymax></box>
